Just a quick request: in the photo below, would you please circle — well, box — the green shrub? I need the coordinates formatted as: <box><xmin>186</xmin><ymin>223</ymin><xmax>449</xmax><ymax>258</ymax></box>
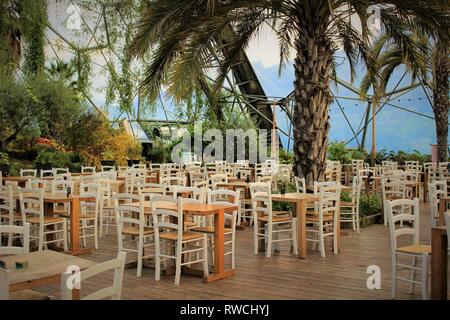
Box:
<box><xmin>0</xmin><ymin>152</ymin><xmax>9</xmax><ymax>166</ymax></box>
<box><xmin>35</xmin><ymin>149</ymin><xmax>71</xmax><ymax>168</ymax></box>
<box><xmin>359</xmin><ymin>194</ymin><xmax>382</xmax><ymax>217</ymax></box>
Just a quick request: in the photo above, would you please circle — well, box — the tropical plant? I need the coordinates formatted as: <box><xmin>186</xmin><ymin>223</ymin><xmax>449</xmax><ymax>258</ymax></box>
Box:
<box><xmin>328</xmin><ymin>141</ymin><xmax>368</xmax><ymax>164</ymax></box>
<box><xmin>129</xmin><ymin>0</ymin><xmax>449</xmax><ymax>185</ymax></box>
<box><xmin>361</xmin><ymin>12</ymin><xmax>450</xmax><ymax>162</ymax></box>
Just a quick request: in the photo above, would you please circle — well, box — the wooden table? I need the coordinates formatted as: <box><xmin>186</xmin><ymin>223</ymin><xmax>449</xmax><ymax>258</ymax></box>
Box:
<box><xmin>0</xmin><ymin>250</ymin><xmax>95</xmax><ymax>300</ymax></box>
<box><xmin>438</xmin><ymin>197</ymin><xmax>450</xmax><ymax>226</ymax></box>
<box><xmin>271</xmin><ymin>193</ymin><xmax>326</xmax><ymax>259</ymax></box>
<box><xmin>431</xmin><ymin>226</ymin><xmax>448</xmax><ymax>300</ymax></box>
<box><xmin>13</xmin><ymin>192</ymin><xmax>95</xmax><ymax>255</ymax></box>
<box><xmin>136</xmin><ymin>201</ymin><xmax>238</xmax><ymax>283</ymax></box>
<box><xmin>2</xmin><ymin>176</ymin><xmax>29</xmax><ymax>187</ymax></box>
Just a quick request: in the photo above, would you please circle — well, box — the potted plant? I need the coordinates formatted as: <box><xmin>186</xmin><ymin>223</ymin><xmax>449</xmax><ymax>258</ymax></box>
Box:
<box><xmin>127</xmin><ymin>142</ymin><xmax>143</xmax><ymax>166</ymax></box>
<box><xmin>100</xmin><ymin>150</ymin><xmax>116</xmax><ymax>167</ymax></box>
<box><xmin>35</xmin><ymin>149</ymin><xmax>71</xmax><ymax>172</ymax></box>
<box><xmin>69</xmin><ymin>152</ymin><xmax>85</xmax><ymax>173</ymax></box>
<box><xmin>0</xmin><ymin>152</ymin><xmax>10</xmax><ymax>176</ymax></box>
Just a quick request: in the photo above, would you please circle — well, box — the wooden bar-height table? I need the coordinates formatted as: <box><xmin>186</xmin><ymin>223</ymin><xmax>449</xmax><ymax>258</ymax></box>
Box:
<box><xmin>13</xmin><ymin>192</ymin><xmax>95</xmax><ymax>255</ymax></box>
<box><xmin>431</xmin><ymin>226</ymin><xmax>448</xmax><ymax>300</ymax></box>
<box><xmin>271</xmin><ymin>192</ymin><xmax>329</xmax><ymax>259</ymax></box>
<box><xmin>142</xmin><ymin>201</ymin><xmax>238</xmax><ymax>283</ymax></box>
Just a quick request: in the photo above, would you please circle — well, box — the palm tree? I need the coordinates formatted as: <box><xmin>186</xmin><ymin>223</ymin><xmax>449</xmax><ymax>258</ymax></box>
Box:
<box><xmin>361</xmin><ymin>29</ymin><xmax>449</xmax><ymax>162</ymax></box>
<box><xmin>129</xmin><ymin>0</ymin><xmax>449</xmax><ymax>184</ymax></box>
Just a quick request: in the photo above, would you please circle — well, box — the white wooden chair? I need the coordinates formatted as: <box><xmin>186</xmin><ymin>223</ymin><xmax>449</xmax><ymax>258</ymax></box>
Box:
<box><xmin>191</xmin><ymin>189</ymin><xmax>239</xmax><ymax>268</ymax></box>
<box><xmin>160</xmin><ymin>176</ymin><xmax>186</xmax><ymax>188</ymax></box>
<box><xmin>98</xmin><ymin>179</ymin><xmax>115</xmax><ymax>237</ymax></box>
<box><xmin>340</xmin><ymin>176</ymin><xmax>361</xmax><ymax>233</ymax></box>
<box><xmin>26</xmin><ymin>179</ymin><xmax>50</xmax><ymax>192</ymax></box>
<box><xmin>387</xmin><ymin>198</ymin><xmax>430</xmax><ymax>299</ymax></box>
<box><xmin>81</xmin><ymin>166</ymin><xmax>96</xmax><ymax>173</ymax></box>
<box><xmin>250</xmin><ymin>182</ymin><xmax>298</xmax><ymax>258</ymax></box>
<box><xmin>306</xmin><ymin>183</ymin><xmax>341</xmax><ymax>257</ymax></box>
<box><xmin>151</xmin><ymin>194</ymin><xmax>208</xmax><ymax>285</ymax></box>
<box><xmin>52</xmin><ymin>168</ymin><xmax>69</xmax><ymax>176</ymax></box>
<box><xmin>0</xmin><ymin>185</ymin><xmax>19</xmax><ymax>246</ymax></box>
<box><xmin>20</xmin><ymin>169</ymin><xmax>37</xmax><ymax>178</ymax></box>
<box><xmin>114</xmin><ymin>193</ymin><xmax>154</xmax><ymax>277</ymax></box>
<box><xmin>51</xmin><ymin>180</ymin><xmax>74</xmax><ymax>215</ymax></box>
<box><xmin>294</xmin><ymin>176</ymin><xmax>306</xmax><ymax>194</ymax></box>
<box><xmin>428</xmin><ymin>180</ymin><xmax>447</xmax><ymax>228</ymax></box>
<box><xmin>381</xmin><ymin>176</ymin><xmax>406</xmax><ymax>226</ymax></box>
<box><xmin>20</xmin><ymin>188</ymin><xmax>68</xmax><ymax>251</ymax></box>
<box><xmin>61</xmin><ymin>252</ymin><xmax>126</xmax><ymax>300</ymax></box>
<box><xmin>78</xmin><ymin>183</ymin><xmax>101</xmax><ymax>249</ymax></box>
<box><xmin>209</xmin><ymin>174</ymin><xmax>228</xmax><ymax>189</ymax></box>
<box><xmin>0</xmin><ymin>223</ymin><xmax>30</xmax><ymax>255</ymax></box>
<box><xmin>171</xmin><ymin>186</ymin><xmax>205</xmax><ymax>230</ymax></box>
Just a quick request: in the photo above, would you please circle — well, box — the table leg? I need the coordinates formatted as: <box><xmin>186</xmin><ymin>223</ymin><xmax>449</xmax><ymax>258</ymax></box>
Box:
<box><xmin>431</xmin><ymin>228</ymin><xmax>448</xmax><ymax>300</ymax></box>
<box><xmin>297</xmin><ymin>201</ymin><xmax>307</xmax><ymax>259</ymax></box>
<box><xmin>203</xmin><ymin>209</ymin><xmax>234</xmax><ymax>283</ymax></box>
<box><xmin>68</xmin><ymin>198</ymin><xmax>90</xmax><ymax>256</ymax></box>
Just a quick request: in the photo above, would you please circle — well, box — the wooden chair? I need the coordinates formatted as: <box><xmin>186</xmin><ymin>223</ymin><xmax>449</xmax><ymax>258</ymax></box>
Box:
<box><xmin>20</xmin><ymin>169</ymin><xmax>37</xmax><ymax>178</ymax></box>
<box><xmin>306</xmin><ymin>183</ymin><xmax>341</xmax><ymax>257</ymax></box>
<box><xmin>340</xmin><ymin>176</ymin><xmax>361</xmax><ymax>233</ymax></box>
<box><xmin>171</xmin><ymin>186</ymin><xmax>205</xmax><ymax>230</ymax></box>
<box><xmin>0</xmin><ymin>223</ymin><xmax>30</xmax><ymax>255</ymax></box>
<box><xmin>78</xmin><ymin>183</ymin><xmax>100</xmax><ymax>249</ymax></box>
<box><xmin>151</xmin><ymin>194</ymin><xmax>208</xmax><ymax>285</ymax></box>
<box><xmin>427</xmin><ymin>180</ymin><xmax>447</xmax><ymax>228</ymax></box>
<box><xmin>61</xmin><ymin>252</ymin><xmax>126</xmax><ymax>300</ymax></box>
<box><xmin>250</xmin><ymin>182</ymin><xmax>298</xmax><ymax>258</ymax></box>
<box><xmin>209</xmin><ymin>174</ymin><xmax>228</xmax><ymax>190</ymax></box>
<box><xmin>101</xmin><ymin>165</ymin><xmax>116</xmax><ymax>172</ymax></box>
<box><xmin>98</xmin><ymin>179</ymin><xmax>115</xmax><ymax>237</ymax></box>
<box><xmin>51</xmin><ymin>180</ymin><xmax>74</xmax><ymax>215</ymax></box>
<box><xmin>191</xmin><ymin>189</ymin><xmax>239</xmax><ymax>268</ymax></box>
<box><xmin>114</xmin><ymin>193</ymin><xmax>154</xmax><ymax>277</ymax></box>
<box><xmin>294</xmin><ymin>177</ymin><xmax>306</xmax><ymax>194</ymax></box>
<box><xmin>20</xmin><ymin>188</ymin><xmax>68</xmax><ymax>252</ymax></box>
<box><xmin>387</xmin><ymin>198</ymin><xmax>430</xmax><ymax>299</ymax></box>
<box><xmin>381</xmin><ymin>176</ymin><xmax>406</xmax><ymax>226</ymax></box>
<box><xmin>0</xmin><ymin>185</ymin><xmax>19</xmax><ymax>246</ymax></box>
<box><xmin>160</xmin><ymin>176</ymin><xmax>186</xmax><ymax>188</ymax></box>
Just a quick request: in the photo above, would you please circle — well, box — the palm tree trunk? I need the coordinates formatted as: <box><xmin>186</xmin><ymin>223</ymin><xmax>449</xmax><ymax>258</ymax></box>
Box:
<box><xmin>292</xmin><ymin>34</ymin><xmax>333</xmax><ymax>185</ymax></box>
<box><xmin>433</xmin><ymin>43</ymin><xmax>449</xmax><ymax>162</ymax></box>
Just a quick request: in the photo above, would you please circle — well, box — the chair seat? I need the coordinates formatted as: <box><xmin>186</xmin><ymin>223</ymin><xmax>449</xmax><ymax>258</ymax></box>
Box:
<box><xmin>184</xmin><ymin>221</ymin><xmax>198</xmax><ymax>228</ymax></box>
<box><xmin>306</xmin><ymin>214</ymin><xmax>334</xmax><ymax>222</ymax></box>
<box><xmin>0</xmin><ymin>212</ymin><xmax>21</xmax><ymax>221</ymax></box>
<box><xmin>160</xmin><ymin>231</ymin><xmax>203</xmax><ymax>241</ymax></box>
<box><xmin>273</xmin><ymin>210</ymin><xmax>291</xmax><ymax>216</ymax></box>
<box><xmin>190</xmin><ymin>226</ymin><xmax>232</xmax><ymax>234</ymax></box>
<box><xmin>122</xmin><ymin>226</ymin><xmax>154</xmax><ymax>236</ymax></box>
<box><xmin>27</xmin><ymin>216</ymin><xmax>65</xmax><ymax>224</ymax></box>
<box><xmin>397</xmin><ymin>244</ymin><xmax>431</xmax><ymax>255</ymax></box>
<box><xmin>240</xmin><ymin>199</ymin><xmax>252</xmax><ymax>204</ymax></box>
<box><xmin>340</xmin><ymin>201</ymin><xmax>356</xmax><ymax>207</ymax></box>
<box><xmin>258</xmin><ymin>216</ymin><xmax>292</xmax><ymax>223</ymax></box>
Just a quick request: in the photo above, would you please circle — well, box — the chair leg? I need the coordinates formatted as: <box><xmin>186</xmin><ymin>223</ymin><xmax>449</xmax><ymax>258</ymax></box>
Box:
<box><xmin>253</xmin><ymin>220</ymin><xmax>258</xmax><ymax>255</ymax></box>
<box><xmin>409</xmin><ymin>256</ymin><xmax>417</xmax><ymax>294</ymax></box>
<box><xmin>420</xmin><ymin>253</ymin><xmax>429</xmax><ymax>300</ymax></box>
<box><xmin>266</xmin><ymin>224</ymin><xmax>272</xmax><ymax>258</ymax></box>
<box><xmin>391</xmin><ymin>254</ymin><xmax>397</xmax><ymax>299</ymax></box>
<box><xmin>136</xmin><ymin>237</ymin><xmax>144</xmax><ymax>277</ymax></box>
<box><xmin>94</xmin><ymin>219</ymin><xmax>98</xmax><ymax>250</ymax></box>
<box><xmin>333</xmin><ymin>222</ymin><xmax>338</xmax><ymax>255</ymax></box>
<box><xmin>175</xmin><ymin>241</ymin><xmax>182</xmax><ymax>285</ymax></box>
<box><xmin>355</xmin><ymin>208</ymin><xmax>360</xmax><ymax>233</ymax></box>
<box><xmin>81</xmin><ymin>220</ymin><xmax>87</xmax><ymax>248</ymax></box>
<box><xmin>202</xmin><ymin>237</ymin><xmax>209</xmax><ymax>277</ymax></box>
<box><xmin>154</xmin><ymin>239</ymin><xmax>161</xmax><ymax>282</ymax></box>
<box><xmin>319</xmin><ymin>226</ymin><xmax>325</xmax><ymax>258</ymax></box>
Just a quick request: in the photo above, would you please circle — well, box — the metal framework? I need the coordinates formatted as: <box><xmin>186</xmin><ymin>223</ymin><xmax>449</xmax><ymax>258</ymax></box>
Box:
<box><xmin>45</xmin><ymin>0</ymin><xmax>441</xmax><ymax>153</ymax></box>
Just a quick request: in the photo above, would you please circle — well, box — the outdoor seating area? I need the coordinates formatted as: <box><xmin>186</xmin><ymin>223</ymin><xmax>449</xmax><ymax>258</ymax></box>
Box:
<box><xmin>0</xmin><ymin>160</ymin><xmax>449</xmax><ymax>300</ymax></box>
<box><xmin>0</xmin><ymin>0</ymin><xmax>449</xmax><ymax>308</ymax></box>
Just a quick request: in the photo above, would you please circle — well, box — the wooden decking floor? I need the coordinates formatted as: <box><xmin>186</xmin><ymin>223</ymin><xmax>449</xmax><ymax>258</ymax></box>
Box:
<box><xmin>34</xmin><ymin>202</ymin><xmax>449</xmax><ymax>300</ymax></box>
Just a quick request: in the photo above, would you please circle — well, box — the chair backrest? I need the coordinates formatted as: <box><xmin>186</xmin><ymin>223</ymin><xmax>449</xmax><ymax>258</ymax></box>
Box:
<box><xmin>313</xmin><ymin>181</ymin><xmax>340</xmax><ymax>194</ymax></box>
<box><xmin>350</xmin><ymin>176</ymin><xmax>362</xmax><ymax>205</ymax></box>
<box><xmin>0</xmin><ymin>185</ymin><xmax>14</xmax><ymax>225</ymax></box>
<box><xmin>52</xmin><ymin>180</ymin><xmax>74</xmax><ymax>194</ymax></box>
<box><xmin>386</xmin><ymin>198</ymin><xmax>420</xmax><ymax>253</ymax></box>
<box><xmin>257</xmin><ymin>175</ymin><xmax>273</xmax><ymax>184</ymax></box>
<box><xmin>405</xmin><ymin>161</ymin><xmax>421</xmax><ymax>173</ymax></box>
<box><xmin>4</xmin><ymin>181</ymin><xmax>19</xmax><ymax>193</ymax></box>
<box><xmin>26</xmin><ymin>179</ymin><xmax>48</xmax><ymax>190</ymax></box>
<box><xmin>317</xmin><ymin>183</ymin><xmax>341</xmax><ymax>220</ymax></box>
<box><xmin>81</xmin><ymin>166</ymin><xmax>96</xmax><ymax>173</ymax></box>
<box><xmin>40</xmin><ymin>169</ymin><xmax>53</xmax><ymax>178</ymax></box>
<box><xmin>160</xmin><ymin>176</ymin><xmax>186</xmax><ymax>187</ymax></box>
<box><xmin>138</xmin><ymin>182</ymin><xmax>167</xmax><ymax>200</ymax></box>
<box><xmin>428</xmin><ymin>181</ymin><xmax>447</xmax><ymax>227</ymax></box>
<box><xmin>61</xmin><ymin>252</ymin><xmax>127</xmax><ymax>300</ymax></box>
<box><xmin>0</xmin><ymin>223</ymin><xmax>30</xmax><ymax>255</ymax></box>
<box><xmin>114</xmin><ymin>193</ymin><xmax>145</xmax><ymax>237</ymax></box>
<box><xmin>250</xmin><ymin>182</ymin><xmax>272</xmax><ymax>221</ymax></box>
<box><xmin>208</xmin><ymin>189</ymin><xmax>240</xmax><ymax>225</ymax></box>
<box><xmin>101</xmin><ymin>165</ymin><xmax>116</xmax><ymax>172</ymax></box>
<box><xmin>171</xmin><ymin>186</ymin><xmax>203</xmax><ymax>201</ymax></box>
<box><xmin>53</xmin><ymin>168</ymin><xmax>69</xmax><ymax>175</ymax></box>
<box><xmin>19</xmin><ymin>188</ymin><xmax>44</xmax><ymax>226</ymax></box>
<box><xmin>151</xmin><ymin>194</ymin><xmax>183</xmax><ymax>240</ymax></box>
<box><xmin>20</xmin><ymin>169</ymin><xmax>37</xmax><ymax>178</ymax></box>
<box><xmin>294</xmin><ymin>176</ymin><xmax>306</xmax><ymax>194</ymax></box>
<box><xmin>209</xmin><ymin>174</ymin><xmax>228</xmax><ymax>189</ymax></box>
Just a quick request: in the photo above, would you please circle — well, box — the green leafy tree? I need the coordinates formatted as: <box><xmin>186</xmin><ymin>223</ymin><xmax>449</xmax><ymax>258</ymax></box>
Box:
<box><xmin>129</xmin><ymin>0</ymin><xmax>448</xmax><ymax>184</ymax></box>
